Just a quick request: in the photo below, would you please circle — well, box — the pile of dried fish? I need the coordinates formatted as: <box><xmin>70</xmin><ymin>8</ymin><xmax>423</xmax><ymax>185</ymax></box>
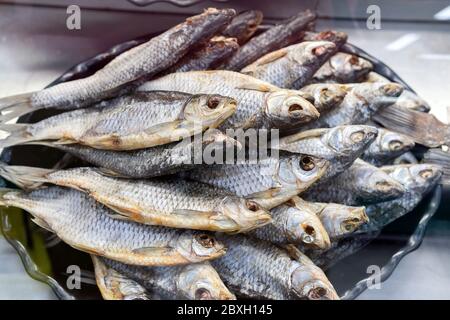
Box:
<box><xmin>0</xmin><ymin>8</ymin><xmax>443</xmax><ymax>300</ymax></box>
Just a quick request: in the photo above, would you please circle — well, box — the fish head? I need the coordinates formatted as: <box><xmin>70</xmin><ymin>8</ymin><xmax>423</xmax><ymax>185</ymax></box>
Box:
<box><xmin>353</xmin><ymin>163</ymin><xmax>406</xmax><ymax>202</ymax></box>
<box><xmin>188</xmin><ymin>8</ymin><xmax>236</xmax><ymax>39</ymax></box>
<box><xmin>225</xmin><ymin>10</ymin><xmax>263</xmax><ymax>43</ymax></box>
<box><xmin>183</xmin><ymin>94</ymin><xmax>237</xmax><ymax>128</ymax></box>
<box><xmin>291</xmin><ymin>41</ymin><xmax>336</xmax><ymax>67</ymax></box>
<box><xmin>376</xmin><ymin>129</ymin><xmax>415</xmax><ymax>158</ymax></box>
<box><xmin>177</xmin><ymin>262</ymin><xmax>236</xmax><ymax>300</ymax></box>
<box><xmin>321</xmin><ymin>204</ymin><xmax>368</xmax><ymax>238</ymax></box>
<box><xmin>312</xmin><ymin>84</ymin><xmax>347</xmax><ymax>112</ymax></box>
<box><xmin>214</xmin><ymin>197</ymin><xmax>272</xmax><ymax>232</ymax></box>
<box><xmin>331</xmin><ymin>53</ymin><xmax>373</xmax><ymax>81</ymax></box>
<box><xmin>276</xmin><ymin>154</ymin><xmax>330</xmax><ymax>191</ymax></box>
<box><xmin>291</xmin><ymin>263</ymin><xmax>339</xmax><ymax>300</ymax></box>
<box><xmin>364</xmin><ymin>82</ymin><xmax>404</xmax><ymax>111</ymax></box>
<box><xmin>396</xmin><ymin>91</ymin><xmax>431</xmax><ymax>112</ymax></box>
<box><xmin>383</xmin><ymin>164</ymin><xmax>442</xmax><ymax>194</ymax></box>
<box><xmin>176</xmin><ymin>231</ymin><xmax>227</xmax><ymax>262</ymax></box>
<box><xmin>264</xmin><ymin>90</ymin><xmax>319</xmax><ymax>128</ymax></box>
<box><xmin>284</xmin><ymin>206</ymin><xmax>331</xmax><ymax>249</ymax></box>
<box><xmin>324</xmin><ymin>125</ymin><xmax>378</xmax><ymax>157</ymax></box>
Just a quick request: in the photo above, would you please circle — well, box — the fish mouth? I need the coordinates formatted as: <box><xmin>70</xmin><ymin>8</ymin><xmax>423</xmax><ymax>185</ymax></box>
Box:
<box><xmin>287</xmin><ymin>102</ymin><xmax>320</xmax><ymax>124</ymax></box>
<box><xmin>380</xmin><ymin>83</ymin><xmax>403</xmax><ymax>97</ymax></box>
<box><xmin>292</xmin><ymin>269</ymin><xmax>339</xmax><ymax>300</ymax></box>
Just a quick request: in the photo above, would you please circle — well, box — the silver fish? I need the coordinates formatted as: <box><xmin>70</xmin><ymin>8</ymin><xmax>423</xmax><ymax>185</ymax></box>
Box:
<box><xmin>27</xmin><ymin>129</ymin><xmax>239</xmax><ymax>178</ymax></box>
<box><xmin>0</xmin><ymin>91</ymin><xmax>237</xmax><ymax>150</ymax></box>
<box><xmin>222</xmin><ymin>10</ymin><xmax>263</xmax><ymax>45</ymax></box>
<box><xmin>358</xmin><ymin>164</ymin><xmax>442</xmax><ymax>233</ymax></box>
<box><xmin>301</xmin><ymin>82</ymin><xmax>403</xmax><ymax>130</ymax></box>
<box><xmin>92</xmin><ymin>255</ymin><xmax>150</xmax><ymax>300</ymax></box>
<box><xmin>0</xmin><ymin>8</ymin><xmax>236</xmax><ymax>122</ymax></box>
<box><xmin>299</xmin><ymin>83</ymin><xmax>348</xmax><ymax>113</ymax></box>
<box><xmin>0</xmin><ymin>187</ymin><xmax>226</xmax><ymax>266</ymax></box>
<box><xmin>365</xmin><ymin>72</ymin><xmax>431</xmax><ymax>113</ymax></box>
<box><xmin>222</xmin><ymin>10</ymin><xmax>316</xmax><ymax>71</ymax></box>
<box><xmin>101</xmin><ymin>258</ymin><xmax>236</xmax><ymax>300</ymax></box>
<box><xmin>249</xmin><ymin>199</ymin><xmax>331</xmax><ymax>249</ymax></box>
<box><xmin>139</xmin><ymin>71</ymin><xmax>319</xmax><ymax>130</ymax></box>
<box><xmin>241</xmin><ymin>41</ymin><xmax>336</xmax><ymax>89</ymax></box>
<box><xmin>166</xmin><ymin>36</ymin><xmax>239</xmax><ymax>73</ymax></box>
<box><xmin>212</xmin><ymin>234</ymin><xmax>339</xmax><ymax>300</ymax></box>
<box><xmin>274</xmin><ymin>125</ymin><xmax>378</xmax><ymax>179</ymax></box>
<box><xmin>292</xmin><ymin>197</ymin><xmax>368</xmax><ymax>239</ymax></box>
<box><xmin>311</xmin><ymin>52</ymin><xmax>373</xmax><ymax>83</ymax></box>
<box><xmin>303</xmin><ymin>159</ymin><xmax>405</xmax><ymax>205</ymax></box>
<box><xmin>362</xmin><ymin>128</ymin><xmax>415</xmax><ymax>166</ymax></box>
<box><xmin>0</xmin><ymin>165</ymin><xmax>272</xmax><ymax>233</ymax></box>
<box><xmin>185</xmin><ymin>153</ymin><xmax>329</xmax><ymax>209</ymax></box>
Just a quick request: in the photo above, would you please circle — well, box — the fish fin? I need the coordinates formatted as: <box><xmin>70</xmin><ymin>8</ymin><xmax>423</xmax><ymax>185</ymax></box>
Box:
<box><xmin>245</xmin><ymin>188</ymin><xmax>283</xmax><ymax>199</ymax></box>
<box><xmin>102</xmin><ymin>203</ymin><xmax>137</xmax><ymax>221</ymax></box>
<box><xmin>278</xmin><ymin>128</ymin><xmax>328</xmax><ymax>146</ymax></box>
<box><xmin>97</xmin><ymin>168</ymin><xmax>127</xmax><ymax>178</ymax></box>
<box><xmin>0</xmin><ymin>92</ymin><xmax>37</xmax><ymax>124</ymax></box>
<box><xmin>236</xmin><ymin>82</ymin><xmax>276</xmax><ymax>93</ymax></box>
<box><xmin>255</xmin><ymin>49</ymin><xmax>288</xmax><ymax>65</ymax></box>
<box><xmin>0</xmin><ymin>188</ymin><xmax>18</xmax><ymax>206</ymax></box>
<box><xmin>31</xmin><ymin>217</ymin><xmax>54</xmax><ymax>232</ymax></box>
<box><xmin>132</xmin><ymin>247</ymin><xmax>176</xmax><ymax>257</ymax></box>
<box><xmin>0</xmin><ymin>161</ymin><xmax>52</xmax><ymax>190</ymax></box>
<box><xmin>0</xmin><ymin>123</ymin><xmax>36</xmax><ymax>148</ymax></box>
<box><xmin>374</xmin><ymin>105</ymin><xmax>449</xmax><ymax>148</ymax></box>
<box><xmin>283</xmin><ymin>244</ymin><xmax>315</xmax><ymax>265</ymax></box>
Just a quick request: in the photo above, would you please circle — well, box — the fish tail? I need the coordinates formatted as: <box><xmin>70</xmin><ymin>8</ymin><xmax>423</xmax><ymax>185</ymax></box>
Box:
<box><xmin>0</xmin><ymin>123</ymin><xmax>36</xmax><ymax>149</ymax></box>
<box><xmin>0</xmin><ymin>92</ymin><xmax>37</xmax><ymax>123</ymax></box>
<box><xmin>0</xmin><ymin>161</ymin><xmax>53</xmax><ymax>190</ymax></box>
<box><xmin>0</xmin><ymin>188</ymin><xmax>18</xmax><ymax>207</ymax></box>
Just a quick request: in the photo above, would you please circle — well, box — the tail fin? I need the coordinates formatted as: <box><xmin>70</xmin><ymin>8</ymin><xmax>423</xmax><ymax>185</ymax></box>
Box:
<box><xmin>373</xmin><ymin>105</ymin><xmax>449</xmax><ymax>148</ymax></box>
<box><xmin>0</xmin><ymin>92</ymin><xmax>37</xmax><ymax>123</ymax></box>
<box><xmin>0</xmin><ymin>123</ymin><xmax>35</xmax><ymax>149</ymax></box>
<box><xmin>0</xmin><ymin>161</ymin><xmax>53</xmax><ymax>190</ymax></box>
<box><xmin>0</xmin><ymin>188</ymin><xmax>18</xmax><ymax>207</ymax></box>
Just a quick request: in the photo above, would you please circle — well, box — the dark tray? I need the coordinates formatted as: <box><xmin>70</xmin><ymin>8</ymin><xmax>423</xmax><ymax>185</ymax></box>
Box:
<box><xmin>0</xmin><ymin>18</ymin><xmax>442</xmax><ymax>300</ymax></box>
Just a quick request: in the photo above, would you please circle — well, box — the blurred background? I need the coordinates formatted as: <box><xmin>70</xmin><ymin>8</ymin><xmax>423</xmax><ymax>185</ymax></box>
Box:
<box><xmin>0</xmin><ymin>0</ymin><xmax>449</xmax><ymax>299</ymax></box>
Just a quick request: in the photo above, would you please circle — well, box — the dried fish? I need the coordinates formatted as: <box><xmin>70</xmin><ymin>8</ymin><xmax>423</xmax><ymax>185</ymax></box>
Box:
<box><xmin>0</xmin><ymin>8</ymin><xmax>236</xmax><ymax>122</ymax></box>
<box><xmin>0</xmin><ymin>187</ymin><xmax>227</xmax><ymax>266</ymax></box>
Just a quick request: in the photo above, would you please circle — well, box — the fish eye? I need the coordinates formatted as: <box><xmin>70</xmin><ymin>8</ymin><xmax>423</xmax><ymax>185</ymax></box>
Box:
<box><xmin>344</xmin><ymin>224</ymin><xmax>354</xmax><ymax>231</ymax></box>
<box><xmin>207</xmin><ymin>97</ymin><xmax>220</xmax><ymax>109</ymax></box>
<box><xmin>195</xmin><ymin>234</ymin><xmax>215</xmax><ymax>248</ymax></box>
<box><xmin>304</xmin><ymin>225</ymin><xmax>315</xmax><ymax>236</ymax></box>
<box><xmin>419</xmin><ymin>169</ymin><xmax>433</xmax><ymax>179</ymax></box>
<box><xmin>320</xmin><ymin>88</ymin><xmax>331</xmax><ymax>97</ymax></box>
<box><xmin>309</xmin><ymin>287</ymin><xmax>328</xmax><ymax>299</ymax></box>
<box><xmin>288</xmin><ymin>103</ymin><xmax>303</xmax><ymax>112</ymax></box>
<box><xmin>195</xmin><ymin>288</ymin><xmax>212</xmax><ymax>300</ymax></box>
<box><xmin>388</xmin><ymin>140</ymin><xmax>403</xmax><ymax>151</ymax></box>
<box><xmin>349</xmin><ymin>55</ymin><xmax>359</xmax><ymax>65</ymax></box>
<box><xmin>300</xmin><ymin>155</ymin><xmax>315</xmax><ymax>171</ymax></box>
<box><xmin>245</xmin><ymin>200</ymin><xmax>260</xmax><ymax>212</ymax></box>
<box><xmin>350</xmin><ymin>131</ymin><xmax>365</xmax><ymax>143</ymax></box>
